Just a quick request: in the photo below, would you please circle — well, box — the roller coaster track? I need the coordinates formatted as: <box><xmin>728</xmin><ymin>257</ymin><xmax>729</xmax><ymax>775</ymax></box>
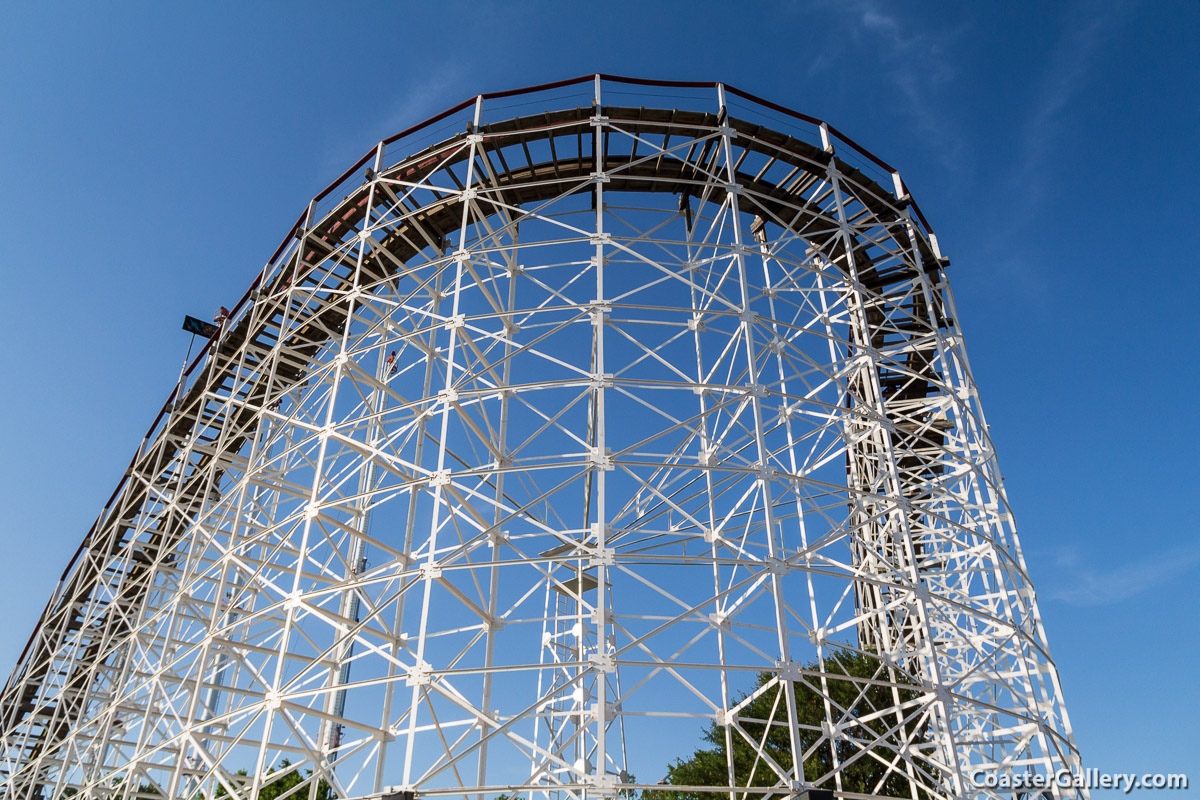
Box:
<box><xmin>0</xmin><ymin>76</ymin><xmax>1080</xmax><ymax>800</ymax></box>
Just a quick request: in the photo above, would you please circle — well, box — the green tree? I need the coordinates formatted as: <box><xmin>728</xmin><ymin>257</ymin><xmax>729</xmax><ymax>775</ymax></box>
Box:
<box><xmin>653</xmin><ymin>651</ymin><xmax>928</xmax><ymax>799</ymax></box>
<box><xmin>213</xmin><ymin>759</ymin><xmax>332</xmax><ymax>800</ymax></box>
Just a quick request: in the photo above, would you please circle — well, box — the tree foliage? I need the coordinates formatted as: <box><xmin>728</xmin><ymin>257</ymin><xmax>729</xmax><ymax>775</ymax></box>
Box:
<box><xmin>652</xmin><ymin>651</ymin><xmax>929</xmax><ymax>799</ymax></box>
<box><xmin>212</xmin><ymin>759</ymin><xmax>332</xmax><ymax>800</ymax></box>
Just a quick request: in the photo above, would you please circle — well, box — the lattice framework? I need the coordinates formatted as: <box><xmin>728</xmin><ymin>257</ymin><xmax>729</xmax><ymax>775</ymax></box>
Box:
<box><xmin>1</xmin><ymin>76</ymin><xmax>1084</xmax><ymax>800</ymax></box>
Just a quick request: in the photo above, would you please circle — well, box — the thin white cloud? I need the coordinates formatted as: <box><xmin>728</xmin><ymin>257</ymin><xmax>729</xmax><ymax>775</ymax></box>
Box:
<box><xmin>814</xmin><ymin>0</ymin><xmax>969</xmax><ymax>174</ymax></box>
<box><xmin>315</xmin><ymin>64</ymin><xmax>469</xmax><ymax>181</ymax></box>
<box><xmin>977</xmin><ymin>1</ymin><xmax>1129</xmax><ymax>297</ymax></box>
<box><xmin>861</xmin><ymin>8</ymin><xmax>903</xmax><ymax>41</ymax></box>
<box><xmin>806</xmin><ymin>52</ymin><xmax>831</xmax><ymax>80</ymax></box>
<box><xmin>1013</xmin><ymin>3</ymin><xmax>1127</xmax><ymax>207</ymax></box>
<box><xmin>1046</xmin><ymin>542</ymin><xmax>1200</xmax><ymax>607</ymax></box>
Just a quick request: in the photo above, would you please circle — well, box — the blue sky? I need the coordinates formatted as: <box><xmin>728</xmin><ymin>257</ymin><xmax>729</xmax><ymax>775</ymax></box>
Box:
<box><xmin>1</xmin><ymin>1</ymin><xmax>1196</xmax><ymax>793</ymax></box>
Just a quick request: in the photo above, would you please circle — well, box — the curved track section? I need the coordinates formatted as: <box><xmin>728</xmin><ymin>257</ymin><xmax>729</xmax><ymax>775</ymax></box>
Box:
<box><xmin>1</xmin><ymin>77</ymin><xmax>1082</xmax><ymax>800</ymax></box>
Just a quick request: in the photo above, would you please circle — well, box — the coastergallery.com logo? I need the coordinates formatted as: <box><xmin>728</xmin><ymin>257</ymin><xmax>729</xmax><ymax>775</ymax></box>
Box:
<box><xmin>969</xmin><ymin>768</ymin><xmax>1188</xmax><ymax>793</ymax></box>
